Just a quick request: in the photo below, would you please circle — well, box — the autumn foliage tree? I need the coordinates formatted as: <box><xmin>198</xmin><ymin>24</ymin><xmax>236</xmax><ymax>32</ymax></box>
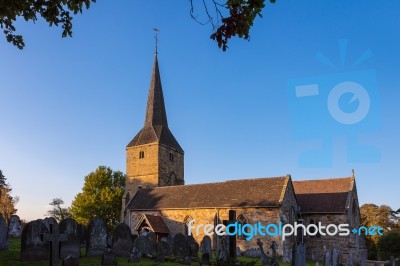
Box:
<box><xmin>70</xmin><ymin>166</ymin><xmax>125</xmax><ymax>230</ymax></box>
<box><xmin>0</xmin><ymin>170</ymin><xmax>19</xmax><ymax>222</ymax></box>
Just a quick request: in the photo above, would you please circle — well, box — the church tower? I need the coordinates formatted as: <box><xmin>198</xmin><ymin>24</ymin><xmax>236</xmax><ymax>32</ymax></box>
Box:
<box><xmin>124</xmin><ymin>54</ymin><xmax>184</xmax><ymax>200</ymax></box>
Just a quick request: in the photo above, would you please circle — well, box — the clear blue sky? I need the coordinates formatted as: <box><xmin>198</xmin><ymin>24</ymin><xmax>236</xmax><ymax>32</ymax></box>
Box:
<box><xmin>0</xmin><ymin>1</ymin><xmax>399</xmax><ymax>221</ymax></box>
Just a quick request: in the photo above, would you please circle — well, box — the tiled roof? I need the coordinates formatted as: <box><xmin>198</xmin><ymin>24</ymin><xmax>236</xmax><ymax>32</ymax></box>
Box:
<box><xmin>293</xmin><ymin>177</ymin><xmax>354</xmax><ymax>213</ymax></box>
<box><xmin>135</xmin><ymin>214</ymin><xmax>170</xmax><ymax>234</ymax></box>
<box><xmin>127</xmin><ymin>176</ymin><xmax>290</xmax><ymax>210</ymax></box>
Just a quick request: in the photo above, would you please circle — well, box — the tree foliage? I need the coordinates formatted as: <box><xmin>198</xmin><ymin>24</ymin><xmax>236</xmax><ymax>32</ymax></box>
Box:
<box><xmin>0</xmin><ymin>0</ymin><xmax>96</xmax><ymax>49</ymax></box>
<box><xmin>70</xmin><ymin>166</ymin><xmax>125</xmax><ymax>230</ymax></box>
<box><xmin>377</xmin><ymin>231</ymin><xmax>400</xmax><ymax>260</ymax></box>
<box><xmin>46</xmin><ymin>197</ymin><xmax>71</xmax><ymax>222</ymax></box>
<box><xmin>360</xmin><ymin>204</ymin><xmax>399</xmax><ymax>259</ymax></box>
<box><xmin>0</xmin><ymin>170</ymin><xmax>19</xmax><ymax>222</ymax></box>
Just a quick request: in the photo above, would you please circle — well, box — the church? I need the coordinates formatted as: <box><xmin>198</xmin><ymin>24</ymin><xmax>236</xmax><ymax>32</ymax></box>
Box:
<box><xmin>121</xmin><ymin>53</ymin><xmax>367</xmax><ymax>263</ymax></box>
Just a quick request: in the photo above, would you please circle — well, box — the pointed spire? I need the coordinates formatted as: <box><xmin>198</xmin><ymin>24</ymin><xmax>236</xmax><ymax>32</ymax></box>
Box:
<box><xmin>144</xmin><ymin>54</ymin><xmax>168</xmax><ymax>127</ymax></box>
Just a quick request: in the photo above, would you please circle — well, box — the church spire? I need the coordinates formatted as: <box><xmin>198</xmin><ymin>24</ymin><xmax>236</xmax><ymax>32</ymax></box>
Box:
<box><xmin>144</xmin><ymin>54</ymin><xmax>168</xmax><ymax>128</ymax></box>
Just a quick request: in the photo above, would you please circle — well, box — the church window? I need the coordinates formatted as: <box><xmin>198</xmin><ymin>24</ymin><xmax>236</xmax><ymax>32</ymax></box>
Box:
<box><xmin>169</xmin><ymin>153</ymin><xmax>174</xmax><ymax>163</ymax></box>
<box><xmin>237</xmin><ymin>214</ymin><xmax>249</xmax><ymax>240</ymax></box>
<box><xmin>289</xmin><ymin>207</ymin><xmax>296</xmax><ymax>225</ymax></box>
<box><xmin>139</xmin><ymin>151</ymin><xmax>145</xmax><ymax>159</ymax></box>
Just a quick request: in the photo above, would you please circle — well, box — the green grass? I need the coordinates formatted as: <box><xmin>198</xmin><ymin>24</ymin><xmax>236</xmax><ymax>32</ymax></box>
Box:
<box><xmin>0</xmin><ymin>238</ymin><xmax>296</xmax><ymax>266</ymax></box>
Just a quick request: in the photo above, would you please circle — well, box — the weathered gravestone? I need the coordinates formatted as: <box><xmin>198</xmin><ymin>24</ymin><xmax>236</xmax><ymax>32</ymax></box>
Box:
<box><xmin>156</xmin><ymin>239</ymin><xmax>171</xmax><ymax>263</ymax></box>
<box><xmin>0</xmin><ymin>214</ymin><xmax>8</xmax><ymax>250</ymax></box>
<box><xmin>324</xmin><ymin>249</ymin><xmax>331</xmax><ymax>266</ymax></box>
<box><xmin>129</xmin><ymin>246</ymin><xmax>142</xmax><ymax>262</ymax></box>
<box><xmin>147</xmin><ymin>231</ymin><xmax>157</xmax><ymax>254</ymax></box>
<box><xmin>172</xmin><ymin>232</ymin><xmax>190</xmax><ymax>258</ymax></box>
<box><xmin>331</xmin><ymin>248</ymin><xmax>339</xmax><ymax>266</ymax></box>
<box><xmin>256</xmin><ymin>239</ymin><xmax>269</xmax><ymax>266</ymax></box>
<box><xmin>42</xmin><ymin>217</ymin><xmax>58</xmax><ymax>231</ymax></box>
<box><xmin>20</xmin><ymin>220</ymin><xmax>49</xmax><ymax>261</ymax></box>
<box><xmin>217</xmin><ymin>235</ymin><xmax>229</xmax><ymax>262</ymax></box>
<box><xmin>187</xmin><ymin>234</ymin><xmax>199</xmax><ymax>257</ymax></box>
<box><xmin>112</xmin><ymin>223</ymin><xmax>132</xmax><ymax>257</ymax></box>
<box><xmin>102</xmin><ymin>247</ymin><xmax>116</xmax><ymax>266</ymax></box>
<box><xmin>295</xmin><ymin>243</ymin><xmax>306</xmax><ymax>266</ymax></box>
<box><xmin>200</xmin><ymin>235</ymin><xmax>212</xmax><ymax>266</ymax></box>
<box><xmin>62</xmin><ymin>254</ymin><xmax>80</xmax><ymax>266</ymax></box>
<box><xmin>8</xmin><ymin>214</ymin><xmax>22</xmax><ymax>238</ymax></box>
<box><xmin>59</xmin><ymin>218</ymin><xmax>81</xmax><ymax>260</ymax></box>
<box><xmin>86</xmin><ymin>217</ymin><xmax>108</xmax><ymax>256</ymax></box>
<box><xmin>42</xmin><ymin>220</ymin><xmax>69</xmax><ymax>266</ymax></box>
<box><xmin>134</xmin><ymin>234</ymin><xmax>152</xmax><ymax>256</ymax></box>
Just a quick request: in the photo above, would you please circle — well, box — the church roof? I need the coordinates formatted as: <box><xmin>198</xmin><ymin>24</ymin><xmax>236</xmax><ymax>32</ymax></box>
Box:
<box><xmin>127</xmin><ymin>55</ymin><xmax>183</xmax><ymax>153</ymax></box>
<box><xmin>293</xmin><ymin>177</ymin><xmax>354</xmax><ymax>214</ymax></box>
<box><xmin>135</xmin><ymin>214</ymin><xmax>170</xmax><ymax>234</ymax></box>
<box><xmin>126</xmin><ymin>176</ymin><xmax>291</xmax><ymax>210</ymax></box>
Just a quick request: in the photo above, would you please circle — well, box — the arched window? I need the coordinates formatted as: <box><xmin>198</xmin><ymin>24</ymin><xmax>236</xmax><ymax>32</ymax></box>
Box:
<box><xmin>169</xmin><ymin>153</ymin><xmax>174</xmax><ymax>163</ymax></box>
<box><xmin>237</xmin><ymin>214</ymin><xmax>249</xmax><ymax>240</ymax></box>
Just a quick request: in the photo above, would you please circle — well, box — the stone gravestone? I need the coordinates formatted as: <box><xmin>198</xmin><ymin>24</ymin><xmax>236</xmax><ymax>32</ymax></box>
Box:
<box><xmin>256</xmin><ymin>239</ymin><xmax>269</xmax><ymax>266</ymax></box>
<box><xmin>86</xmin><ymin>217</ymin><xmax>108</xmax><ymax>256</ymax></box>
<box><xmin>62</xmin><ymin>254</ymin><xmax>80</xmax><ymax>266</ymax></box>
<box><xmin>324</xmin><ymin>249</ymin><xmax>331</xmax><ymax>266</ymax></box>
<box><xmin>270</xmin><ymin>241</ymin><xmax>279</xmax><ymax>266</ymax></box>
<box><xmin>112</xmin><ymin>223</ymin><xmax>132</xmax><ymax>257</ymax></box>
<box><xmin>217</xmin><ymin>235</ymin><xmax>229</xmax><ymax>262</ymax></box>
<box><xmin>20</xmin><ymin>220</ymin><xmax>49</xmax><ymax>261</ymax></box>
<box><xmin>331</xmin><ymin>248</ymin><xmax>339</xmax><ymax>266</ymax></box>
<box><xmin>129</xmin><ymin>246</ymin><xmax>142</xmax><ymax>262</ymax></box>
<box><xmin>8</xmin><ymin>214</ymin><xmax>22</xmax><ymax>238</ymax></box>
<box><xmin>147</xmin><ymin>231</ymin><xmax>157</xmax><ymax>254</ymax></box>
<box><xmin>42</xmin><ymin>220</ymin><xmax>69</xmax><ymax>266</ymax></box>
<box><xmin>172</xmin><ymin>233</ymin><xmax>190</xmax><ymax>258</ymax></box>
<box><xmin>102</xmin><ymin>247</ymin><xmax>116</xmax><ymax>266</ymax></box>
<box><xmin>200</xmin><ymin>235</ymin><xmax>212</xmax><ymax>266</ymax></box>
<box><xmin>187</xmin><ymin>234</ymin><xmax>199</xmax><ymax>257</ymax></box>
<box><xmin>295</xmin><ymin>243</ymin><xmax>306</xmax><ymax>266</ymax></box>
<box><xmin>156</xmin><ymin>239</ymin><xmax>171</xmax><ymax>263</ymax></box>
<box><xmin>42</xmin><ymin>217</ymin><xmax>58</xmax><ymax>231</ymax></box>
<box><xmin>134</xmin><ymin>235</ymin><xmax>152</xmax><ymax>256</ymax></box>
<box><xmin>0</xmin><ymin>214</ymin><xmax>8</xmax><ymax>250</ymax></box>
<box><xmin>59</xmin><ymin>218</ymin><xmax>81</xmax><ymax>260</ymax></box>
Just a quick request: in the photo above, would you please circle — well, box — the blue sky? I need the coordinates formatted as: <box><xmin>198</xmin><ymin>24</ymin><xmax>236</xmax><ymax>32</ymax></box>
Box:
<box><xmin>0</xmin><ymin>1</ymin><xmax>399</xmax><ymax>221</ymax></box>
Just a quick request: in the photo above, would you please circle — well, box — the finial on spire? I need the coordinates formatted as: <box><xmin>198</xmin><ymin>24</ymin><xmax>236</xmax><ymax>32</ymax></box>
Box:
<box><xmin>153</xmin><ymin>28</ymin><xmax>159</xmax><ymax>55</ymax></box>
<box><xmin>352</xmin><ymin>169</ymin><xmax>355</xmax><ymax>178</ymax></box>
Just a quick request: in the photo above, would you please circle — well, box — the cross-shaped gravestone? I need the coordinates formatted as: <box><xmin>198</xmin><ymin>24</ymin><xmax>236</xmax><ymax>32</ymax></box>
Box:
<box><xmin>41</xmin><ymin>222</ymin><xmax>68</xmax><ymax>266</ymax></box>
<box><xmin>223</xmin><ymin>209</ymin><xmax>237</xmax><ymax>262</ymax></box>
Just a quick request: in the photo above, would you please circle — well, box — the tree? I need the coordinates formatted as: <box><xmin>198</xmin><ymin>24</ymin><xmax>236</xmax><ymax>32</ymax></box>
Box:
<box><xmin>377</xmin><ymin>231</ymin><xmax>400</xmax><ymax>260</ymax></box>
<box><xmin>2</xmin><ymin>0</ymin><xmax>275</xmax><ymax>51</ymax></box>
<box><xmin>360</xmin><ymin>204</ymin><xmax>399</xmax><ymax>259</ymax></box>
<box><xmin>70</xmin><ymin>166</ymin><xmax>125</xmax><ymax>230</ymax></box>
<box><xmin>0</xmin><ymin>0</ymin><xmax>96</xmax><ymax>49</ymax></box>
<box><xmin>46</xmin><ymin>198</ymin><xmax>71</xmax><ymax>222</ymax></box>
<box><xmin>0</xmin><ymin>170</ymin><xmax>19</xmax><ymax>222</ymax></box>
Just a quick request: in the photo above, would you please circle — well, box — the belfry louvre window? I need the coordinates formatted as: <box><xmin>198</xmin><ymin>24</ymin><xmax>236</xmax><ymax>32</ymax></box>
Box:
<box><xmin>139</xmin><ymin>151</ymin><xmax>145</xmax><ymax>159</ymax></box>
<box><xmin>169</xmin><ymin>153</ymin><xmax>174</xmax><ymax>163</ymax></box>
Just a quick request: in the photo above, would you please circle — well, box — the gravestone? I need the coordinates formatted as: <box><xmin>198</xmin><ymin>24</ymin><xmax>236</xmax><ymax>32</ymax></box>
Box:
<box><xmin>102</xmin><ymin>247</ymin><xmax>116</xmax><ymax>266</ymax></box>
<box><xmin>331</xmin><ymin>248</ymin><xmax>339</xmax><ymax>266</ymax></box>
<box><xmin>256</xmin><ymin>239</ymin><xmax>269</xmax><ymax>266</ymax></box>
<box><xmin>62</xmin><ymin>255</ymin><xmax>80</xmax><ymax>266</ymax></box>
<box><xmin>0</xmin><ymin>214</ymin><xmax>8</xmax><ymax>250</ymax></box>
<box><xmin>134</xmin><ymin>235</ymin><xmax>152</xmax><ymax>256</ymax></box>
<box><xmin>59</xmin><ymin>218</ymin><xmax>81</xmax><ymax>260</ymax></box>
<box><xmin>200</xmin><ymin>235</ymin><xmax>212</xmax><ymax>265</ymax></box>
<box><xmin>42</xmin><ymin>217</ymin><xmax>58</xmax><ymax>231</ymax></box>
<box><xmin>270</xmin><ymin>241</ymin><xmax>279</xmax><ymax>266</ymax></box>
<box><xmin>112</xmin><ymin>223</ymin><xmax>132</xmax><ymax>257</ymax></box>
<box><xmin>217</xmin><ymin>235</ymin><xmax>229</xmax><ymax>262</ymax></box>
<box><xmin>187</xmin><ymin>234</ymin><xmax>199</xmax><ymax>257</ymax></box>
<box><xmin>42</xmin><ymin>221</ymin><xmax>69</xmax><ymax>266</ymax></box>
<box><xmin>129</xmin><ymin>246</ymin><xmax>142</xmax><ymax>262</ymax></box>
<box><xmin>295</xmin><ymin>243</ymin><xmax>306</xmax><ymax>266</ymax></box>
<box><xmin>172</xmin><ymin>232</ymin><xmax>190</xmax><ymax>257</ymax></box>
<box><xmin>86</xmin><ymin>217</ymin><xmax>108</xmax><ymax>256</ymax></box>
<box><xmin>20</xmin><ymin>220</ymin><xmax>49</xmax><ymax>261</ymax></box>
<box><xmin>324</xmin><ymin>249</ymin><xmax>331</xmax><ymax>266</ymax></box>
<box><xmin>147</xmin><ymin>231</ymin><xmax>157</xmax><ymax>253</ymax></box>
<box><xmin>8</xmin><ymin>214</ymin><xmax>22</xmax><ymax>238</ymax></box>
<box><xmin>156</xmin><ymin>240</ymin><xmax>171</xmax><ymax>263</ymax></box>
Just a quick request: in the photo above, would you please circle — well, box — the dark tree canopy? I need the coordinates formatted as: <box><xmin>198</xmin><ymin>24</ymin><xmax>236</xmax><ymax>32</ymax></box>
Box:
<box><xmin>1</xmin><ymin>0</ymin><xmax>274</xmax><ymax>51</ymax></box>
<box><xmin>0</xmin><ymin>170</ymin><xmax>19</xmax><ymax>222</ymax></box>
<box><xmin>46</xmin><ymin>197</ymin><xmax>71</xmax><ymax>222</ymax></box>
<box><xmin>0</xmin><ymin>0</ymin><xmax>96</xmax><ymax>49</ymax></box>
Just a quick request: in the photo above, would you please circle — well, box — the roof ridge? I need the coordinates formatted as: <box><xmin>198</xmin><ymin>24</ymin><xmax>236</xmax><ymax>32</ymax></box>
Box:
<box><xmin>293</xmin><ymin>176</ymin><xmax>352</xmax><ymax>182</ymax></box>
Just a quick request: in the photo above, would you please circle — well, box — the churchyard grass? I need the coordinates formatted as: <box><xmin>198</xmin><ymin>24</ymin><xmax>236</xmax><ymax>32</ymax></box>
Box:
<box><xmin>0</xmin><ymin>238</ymin><xmax>301</xmax><ymax>266</ymax></box>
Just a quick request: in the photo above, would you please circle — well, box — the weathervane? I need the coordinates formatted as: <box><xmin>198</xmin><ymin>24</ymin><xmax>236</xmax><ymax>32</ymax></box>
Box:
<box><xmin>153</xmin><ymin>28</ymin><xmax>159</xmax><ymax>55</ymax></box>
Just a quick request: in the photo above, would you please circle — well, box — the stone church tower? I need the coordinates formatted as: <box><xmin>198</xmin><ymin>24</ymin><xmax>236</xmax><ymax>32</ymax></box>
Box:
<box><xmin>123</xmin><ymin>54</ymin><xmax>184</xmax><ymax>208</ymax></box>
